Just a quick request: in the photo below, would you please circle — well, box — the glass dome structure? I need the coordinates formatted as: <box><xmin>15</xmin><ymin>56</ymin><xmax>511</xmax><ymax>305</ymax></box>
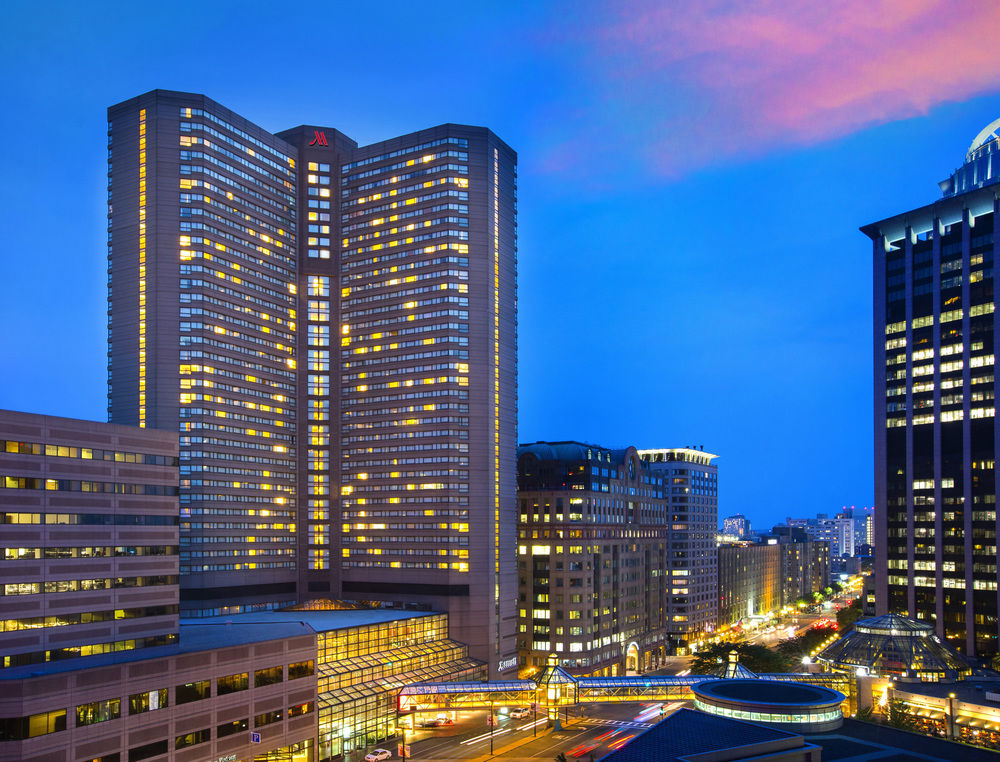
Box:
<box><xmin>816</xmin><ymin>614</ymin><xmax>970</xmax><ymax>681</ymax></box>
<box><xmin>940</xmin><ymin>116</ymin><xmax>1000</xmax><ymax>197</ymax></box>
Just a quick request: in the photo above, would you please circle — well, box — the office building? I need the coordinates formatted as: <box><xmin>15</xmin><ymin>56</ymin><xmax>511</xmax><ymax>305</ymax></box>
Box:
<box><xmin>862</xmin><ymin>116</ymin><xmax>1000</xmax><ymax>657</ymax></box>
<box><xmin>639</xmin><ymin>447</ymin><xmax>719</xmax><ymax>646</ymax></box>
<box><xmin>717</xmin><ymin>536</ymin><xmax>828</xmax><ymax>626</ymax></box>
<box><xmin>0</xmin><ymin>411</ymin><xmax>493</xmax><ymax>762</ymax></box>
<box><xmin>107</xmin><ymin>90</ymin><xmax>518</xmax><ymax>674</ymax></box>
<box><xmin>0</xmin><ymin>410</ymin><xmax>180</xmax><ymax>668</ymax></box>
<box><xmin>839</xmin><ymin>506</ymin><xmax>875</xmax><ymax>553</ymax></box>
<box><xmin>0</xmin><ymin>619</ymin><xmax>320</xmax><ymax>762</ymax></box>
<box><xmin>778</xmin><ymin>538</ymin><xmax>830</xmax><ymax>604</ymax></box>
<box><xmin>723</xmin><ymin>514</ymin><xmax>751</xmax><ymax>539</ymax></box>
<box><xmin>516</xmin><ymin>442</ymin><xmax>673</xmax><ymax>675</ymax></box>
<box><xmin>787</xmin><ymin>515</ymin><xmax>855</xmax><ymax>559</ymax></box>
<box><xmin>208</xmin><ymin>607</ymin><xmax>484</xmax><ymax>762</ymax></box>
<box><xmin>0</xmin><ymin>410</ymin><xmax>318</xmax><ymax>762</ymax></box>
<box><xmin>718</xmin><ymin>543</ymin><xmax>781</xmax><ymax>625</ymax></box>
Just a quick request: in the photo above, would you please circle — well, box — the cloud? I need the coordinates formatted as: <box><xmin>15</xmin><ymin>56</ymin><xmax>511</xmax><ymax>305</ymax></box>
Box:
<box><xmin>541</xmin><ymin>0</ymin><xmax>1000</xmax><ymax>177</ymax></box>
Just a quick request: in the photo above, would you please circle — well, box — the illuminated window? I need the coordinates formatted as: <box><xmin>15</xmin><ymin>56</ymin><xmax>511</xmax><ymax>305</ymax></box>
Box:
<box><xmin>216</xmin><ymin>673</ymin><xmax>248</xmax><ymax>695</ymax></box>
<box><xmin>308</xmin><ymin>325</ymin><xmax>330</xmax><ymax>346</ymax></box>
<box><xmin>128</xmin><ymin>689</ymin><xmax>167</xmax><ymax>715</ymax></box>
<box><xmin>308</xmin><ymin>275</ymin><xmax>330</xmax><ymax>297</ymax></box>
<box><xmin>308</xmin><ymin>300</ymin><xmax>330</xmax><ymax>321</ymax></box>
<box><xmin>76</xmin><ymin>698</ymin><xmax>120</xmax><ymax>726</ymax></box>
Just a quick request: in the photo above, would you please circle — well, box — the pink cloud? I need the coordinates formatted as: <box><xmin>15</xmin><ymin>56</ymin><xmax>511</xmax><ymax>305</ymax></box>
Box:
<box><xmin>544</xmin><ymin>0</ymin><xmax>1000</xmax><ymax>176</ymax></box>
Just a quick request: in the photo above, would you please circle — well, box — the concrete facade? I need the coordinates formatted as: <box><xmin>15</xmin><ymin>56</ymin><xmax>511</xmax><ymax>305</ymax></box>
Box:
<box><xmin>640</xmin><ymin>448</ymin><xmax>719</xmax><ymax>648</ymax></box>
<box><xmin>108</xmin><ymin>92</ymin><xmax>300</xmax><ymax>616</ymax></box>
<box><xmin>0</xmin><ymin>410</ymin><xmax>318</xmax><ymax>762</ymax></box>
<box><xmin>516</xmin><ymin>442</ymin><xmax>673</xmax><ymax>675</ymax></box>
<box><xmin>0</xmin><ymin>410</ymin><xmax>179</xmax><ymax>668</ymax></box>
<box><xmin>718</xmin><ymin>543</ymin><xmax>781</xmax><ymax>625</ymax></box>
<box><xmin>0</xmin><ymin>622</ymin><xmax>318</xmax><ymax>762</ymax></box>
<box><xmin>718</xmin><ymin>539</ymin><xmax>828</xmax><ymax>626</ymax></box>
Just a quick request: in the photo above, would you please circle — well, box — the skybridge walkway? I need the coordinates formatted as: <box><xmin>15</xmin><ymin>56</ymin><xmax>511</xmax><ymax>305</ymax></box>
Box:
<box><xmin>397</xmin><ymin>654</ymin><xmax>856</xmax><ymax>715</ymax></box>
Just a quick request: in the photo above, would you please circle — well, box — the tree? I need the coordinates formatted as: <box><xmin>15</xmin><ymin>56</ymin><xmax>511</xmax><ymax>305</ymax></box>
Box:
<box><xmin>885</xmin><ymin>700</ymin><xmax>916</xmax><ymax>731</ymax></box>
<box><xmin>690</xmin><ymin>641</ymin><xmax>792</xmax><ymax>675</ymax></box>
<box><xmin>830</xmin><ymin>582</ymin><xmax>843</xmax><ymax>594</ymax></box>
<box><xmin>836</xmin><ymin>599</ymin><xmax>863</xmax><ymax>633</ymax></box>
<box><xmin>776</xmin><ymin>626</ymin><xmax>837</xmax><ymax>662</ymax></box>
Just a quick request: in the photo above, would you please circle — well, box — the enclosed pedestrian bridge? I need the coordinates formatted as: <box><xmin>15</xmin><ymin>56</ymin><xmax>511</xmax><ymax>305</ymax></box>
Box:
<box><xmin>398</xmin><ymin>654</ymin><xmax>855</xmax><ymax>715</ymax></box>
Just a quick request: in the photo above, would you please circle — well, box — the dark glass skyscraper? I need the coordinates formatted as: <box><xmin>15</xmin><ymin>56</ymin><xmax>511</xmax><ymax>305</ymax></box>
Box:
<box><xmin>863</xmin><ymin>119</ymin><xmax>1000</xmax><ymax>657</ymax></box>
<box><xmin>108</xmin><ymin>90</ymin><xmax>518</xmax><ymax>675</ymax></box>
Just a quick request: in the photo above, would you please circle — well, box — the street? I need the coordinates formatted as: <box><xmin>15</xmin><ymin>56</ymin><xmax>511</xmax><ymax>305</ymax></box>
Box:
<box><xmin>381</xmin><ymin>586</ymin><xmax>861</xmax><ymax>762</ymax></box>
<box><xmin>399</xmin><ymin>702</ymin><xmax>683</xmax><ymax>761</ymax></box>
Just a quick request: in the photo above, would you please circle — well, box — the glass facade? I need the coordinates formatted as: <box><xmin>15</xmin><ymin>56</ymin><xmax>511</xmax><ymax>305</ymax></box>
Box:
<box><xmin>817</xmin><ymin>613</ymin><xmax>971</xmax><ymax>680</ymax></box>
<box><xmin>866</xmin><ymin>145</ymin><xmax>1000</xmax><ymax>656</ymax></box>
<box><xmin>311</xmin><ymin>613</ymin><xmax>485</xmax><ymax>762</ymax></box>
<box><xmin>693</xmin><ymin>699</ymin><xmax>841</xmax><ymax>725</ymax></box>
<box><xmin>253</xmin><ymin>739</ymin><xmax>313</xmax><ymax>761</ymax></box>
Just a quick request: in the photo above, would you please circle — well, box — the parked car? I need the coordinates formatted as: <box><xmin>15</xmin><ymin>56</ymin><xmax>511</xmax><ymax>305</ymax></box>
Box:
<box><xmin>365</xmin><ymin>750</ymin><xmax>392</xmax><ymax>762</ymax></box>
<box><xmin>509</xmin><ymin>707</ymin><xmax>531</xmax><ymax>719</ymax></box>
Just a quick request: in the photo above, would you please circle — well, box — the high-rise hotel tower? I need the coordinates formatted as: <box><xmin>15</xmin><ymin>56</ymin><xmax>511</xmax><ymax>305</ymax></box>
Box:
<box><xmin>108</xmin><ymin>90</ymin><xmax>518</xmax><ymax>674</ymax></box>
<box><xmin>863</xmin><ymin>118</ymin><xmax>1000</xmax><ymax>657</ymax></box>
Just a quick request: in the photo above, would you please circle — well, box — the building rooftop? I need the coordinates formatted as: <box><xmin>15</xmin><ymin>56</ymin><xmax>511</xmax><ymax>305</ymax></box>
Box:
<box><xmin>817</xmin><ymin>614</ymin><xmax>970</xmax><ymax>679</ymax></box>
<box><xmin>939</xmin><ymin>116</ymin><xmax>1000</xmax><ymax>197</ymax></box>
<box><xmin>694</xmin><ymin>678</ymin><xmax>843</xmax><ymax>707</ymax></box>
<box><xmin>599</xmin><ymin>707</ymin><xmax>807</xmax><ymax>762</ymax></box>
<box><xmin>637</xmin><ymin>447</ymin><xmax>719</xmax><ymax>463</ymax></box>
<box><xmin>603</xmin><ymin>708</ymin><xmax>1000</xmax><ymax>762</ymax></box>
<box><xmin>861</xmin><ymin>175</ymin><xmax>998</xmax><ymax>244</ymax></box>
<box><xmin>0</xmin><ymin>620</ymin><xmax>313</xmax><ymax>680</ymax></box>
<box><xmin>891</xmin><ymin>679</ymin><xmax>1000</xmax><ymax>705</ymax></box>
<box><xmin>804</xmin><ymin>718</ymin><xmax>1000</xmax><ymax>761</ymax></box>
<box><xmin>517</xmin><ymin>441</ymin><xmax>631</xmax><ymax>464</ymax></box>
<box><xmin>181</xmin><ymin>606</ymin><xmax>436</xmax><ymax>633</ymax></box>
<box><xmin>177</xmin><ymin>620</ymin><xmax>316</xmax><ymax>650</ymax></box>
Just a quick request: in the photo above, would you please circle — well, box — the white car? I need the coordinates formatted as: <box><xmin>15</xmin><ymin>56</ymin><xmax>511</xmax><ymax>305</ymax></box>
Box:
<box><xmin>365</xmin><ymin>750</ymin><xmax>392</xmax><ymax>762</ymax></box>
<box><xmin>509</xmin><ymin>707</ymin><xmax>531</xmax><ymax>719</ymax></box>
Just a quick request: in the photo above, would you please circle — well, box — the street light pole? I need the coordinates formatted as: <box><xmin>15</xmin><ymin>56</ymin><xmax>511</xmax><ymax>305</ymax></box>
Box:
<box><xmin>489</xmin><ymin>700</ymin><xmax>495</xmax><ymax>756</ymax></box>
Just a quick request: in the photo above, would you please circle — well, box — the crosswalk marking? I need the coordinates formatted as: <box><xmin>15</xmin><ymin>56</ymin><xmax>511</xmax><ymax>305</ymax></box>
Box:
<box><xmin>579</xmin><ymin>718</ymin><xmax>652</xmax><ymax>729</ymax></box>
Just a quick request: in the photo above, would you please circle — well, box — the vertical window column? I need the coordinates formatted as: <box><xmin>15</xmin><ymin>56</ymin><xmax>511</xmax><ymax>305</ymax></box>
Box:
<box><xmin>138</xmin><ymin>108</ymin><xmax>147</xmax><ymax>427</ymax></box>
<box><xmin>307</xmin><ymin>272</ymin><xmax>331</xmax><ymax>570</ymax></box>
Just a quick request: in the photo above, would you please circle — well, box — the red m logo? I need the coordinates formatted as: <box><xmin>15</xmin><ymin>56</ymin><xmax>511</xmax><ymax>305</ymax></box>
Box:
<box><xmin>309</xmin><ymin>130</ymin><xmax>328</xmax><ymax>147</ymax></box>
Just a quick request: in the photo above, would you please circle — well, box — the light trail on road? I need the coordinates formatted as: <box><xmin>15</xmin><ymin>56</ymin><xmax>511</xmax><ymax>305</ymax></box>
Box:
<box><xmin>515</xmin><ymin>718</ymin><xmax>548</xmax><ymax>731</ymax></box>
<box><xmin>459</xmin><ymin>728</ymin><xmax>511</xmax><ymax>746</ymax></box>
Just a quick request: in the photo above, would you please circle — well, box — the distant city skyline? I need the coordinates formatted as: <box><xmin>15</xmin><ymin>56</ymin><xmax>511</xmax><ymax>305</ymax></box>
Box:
<box><xmin>6</xmin><ymin>2</ymin><xmax>1000</xmax><ymax>530</ymax></box>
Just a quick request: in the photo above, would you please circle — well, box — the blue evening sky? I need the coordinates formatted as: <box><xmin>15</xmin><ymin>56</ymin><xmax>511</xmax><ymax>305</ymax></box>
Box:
<box><xmin>3</xmin><ymin>1</ymin><xmax>999</xmax><ymax>530</ymax></box>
